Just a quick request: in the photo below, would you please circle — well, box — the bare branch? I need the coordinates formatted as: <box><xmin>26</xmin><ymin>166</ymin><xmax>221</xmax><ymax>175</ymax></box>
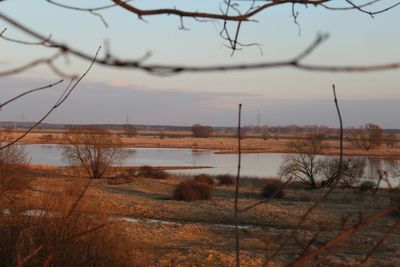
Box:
<box><xmin>0</xmin><ymin>46</ymin><xmax>100</xmax><ymax>151</ymax></box>
<box><xmin>0</xmin><ymin>27</ymin><xmax>52</xmax><ymax>46</ymax></box>
<box><xmin>234</xmin><ymin>103</ymin><xmax>242</xmax><ymax>267</ymax></box>
<box><xmin>1</xmin><ymin>12</ymin><xmax>400</xmax><ymax>75</ymax></box>
<box><xmin>290</xmin><ymin>203</ymin><xmax>400</xmax><ymax>266</ymax></box>
<box><xmin>0</xmin><ymin>80</ymin><xmax>63</xmax><ymax>109</ymax></box>
<box><xmin>344</xmin><ymin>0</ymin><xmax>400</xmax><ymax>17</ymax></box>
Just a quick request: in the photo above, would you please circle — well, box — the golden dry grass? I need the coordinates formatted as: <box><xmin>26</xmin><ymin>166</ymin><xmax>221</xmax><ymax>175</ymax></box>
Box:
<box><xmin>4</xmin><ymin>165</ymin><xmax>398</xmax><ymax>266</ymax></box>
<box><xmin>3</xmin><ymin>130</ymin><xmax>400</xmax><ymax>157</ymax></box>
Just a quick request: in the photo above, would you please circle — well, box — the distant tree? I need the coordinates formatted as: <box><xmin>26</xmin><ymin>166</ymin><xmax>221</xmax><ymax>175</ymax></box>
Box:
<box><xmin>158</xmin><ymin>131</ymin><xmax>166</xmax><ymax>139</ymax></box>
<box><xmin>191</xmin><ymin>124</ymin><xmax>213</xmax><ymax>138</ymax></box>
<box><xmin>62</xmin><ymin>127</ymin><xmax>126</xmax><ymax>179</ymax></box>
<box><xmin>124</xmin><ymin>124</ymin><xmax>137</xmax><ymax>138</ymax></box>
<box><xmin>261</xmin><ymin>130</ymin><xmax>269</xmax><ymax>141</ymax></box>
<box><xmin>319</xmin><ymin>157</ymin><xmax>365</xmax><ymax>187</ymax></box>
<box><xmin>352</xmin><ymin>123</ymin><xmax>383</xmax><ymax>151</ymax></box>
<box><xmin>384</xmin><ymin>132</ymin><xmax>397</xmax><ymax>148</ymax></box>
<box><xmin>278</xmin><ymin>134</ymin><xmax>326</xmax><ymax>189</ymax></box>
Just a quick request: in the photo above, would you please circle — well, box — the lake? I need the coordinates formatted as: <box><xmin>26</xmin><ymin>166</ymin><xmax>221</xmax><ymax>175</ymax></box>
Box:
<box><xmin>24</xmin><ymin>144</ymin><xmax>399</xmax><ymax>185</ymax></box>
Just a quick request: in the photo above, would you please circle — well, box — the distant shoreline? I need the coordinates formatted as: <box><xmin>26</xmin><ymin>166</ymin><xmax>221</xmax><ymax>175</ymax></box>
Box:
<box><xmin>3</xmin><ymin>129</ymin><xmax>400</xmax><ymax>158</ymax></box>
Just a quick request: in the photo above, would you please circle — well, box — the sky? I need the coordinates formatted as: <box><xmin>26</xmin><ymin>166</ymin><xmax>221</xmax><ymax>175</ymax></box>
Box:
<box><xmin>0</xmin><ymin>0</ymin><xmax>400</xmax><ymax>127</ymax></box>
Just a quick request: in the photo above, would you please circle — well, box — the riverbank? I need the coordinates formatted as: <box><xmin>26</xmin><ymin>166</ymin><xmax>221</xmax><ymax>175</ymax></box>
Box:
<box><xmin>3</xmin><ymin>130</ymin><xmax>400</xmax><ymax>158</ymax></box>
<box><xmin>3</xmin><ymin>165</ymin><xmax>399</xmax><ymax>266</ymax></box>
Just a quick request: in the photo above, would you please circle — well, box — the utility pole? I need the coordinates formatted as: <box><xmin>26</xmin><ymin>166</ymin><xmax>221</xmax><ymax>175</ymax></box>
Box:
<box><xmin>125</xmin><ymin>113</ymin><xmax>129</xmax><ymax>125</ymax></box>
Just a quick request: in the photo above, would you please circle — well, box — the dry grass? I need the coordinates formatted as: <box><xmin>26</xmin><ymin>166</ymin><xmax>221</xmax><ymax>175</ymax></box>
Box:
<box><xmin>2</xmin><ymin>165</ymin><xmax>399</xmax><ymax>266</ymax></box>
<box><xmin>0</xmin><ymin>180</ymin><xmax>138</xmax><ymax>267</ymax></box>
<box><xmin>9</xmin><ymin>130</ymin><xmax>400</xmax><ymax>157</ymax></box>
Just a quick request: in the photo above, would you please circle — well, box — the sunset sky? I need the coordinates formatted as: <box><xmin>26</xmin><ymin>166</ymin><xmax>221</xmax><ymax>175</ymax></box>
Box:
<box><xmin>1</xmin><ymin>1</ymin><xmax>399</xmax><ymax>127</ymax></box>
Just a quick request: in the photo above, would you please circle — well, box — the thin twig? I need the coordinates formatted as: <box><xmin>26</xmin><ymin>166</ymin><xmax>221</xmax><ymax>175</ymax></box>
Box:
<box><xmin>265</xmin><ymin>84</ymin><xmax>345</xmax><ymax>265</ymax></box>
<box><xmin>290</xmin><ymin>203</ymin><xmax>400</xmax><ymax>266</ymax></box>
<box><xmin>0</xmin><ymin>80</ymin><xmax>63</xmax><ymax>109</ymax></box>
<box><xmin>0</xmin><ymin>46</ymin><xmax>100</xmax><ymax>151</ymax></box>
<box><xmin>2</xmin><ymin>12</ymin><xmax>400</xmax><ymax>75</ymax></box>
<box><xmin>234</xmin><ymin>103</ymin><xmax>242</xmax><ymax>267</ymax></box>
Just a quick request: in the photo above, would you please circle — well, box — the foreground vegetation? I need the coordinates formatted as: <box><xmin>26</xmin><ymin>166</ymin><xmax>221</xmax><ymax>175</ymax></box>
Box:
<box><xmin>1</xmin><ymin>164</ymin><xmax>399</xmax><ymax>266</ymax></box>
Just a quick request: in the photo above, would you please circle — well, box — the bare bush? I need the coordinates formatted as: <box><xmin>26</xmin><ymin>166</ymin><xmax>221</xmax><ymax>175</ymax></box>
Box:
<box><xmin>261</xmin><ymin>179</ymin><xmax>285</xmax><ymax>199</ymax></box>
<box><xmin>319</xmin><ymin>157</ymin><xmax>365</xmax><ymax>187</ymax></box>
<box><xmin>191</xmin><ymin>124</ymin><xmax>213</xmax><ymax>138</ymax></box>
<box><xmin>172</xmin><ymin>181</ymin><xmax>212</xmax><ymax>201</ymax></box>
<box><xmin>194</xmin><ymin>174</ymin><xmax>215</xmax><ymax>185</ymax></box>
<box><xmin>359</xmin><ymin>180</ymin><xmax>376</xmax><ymax>192</ymax></box>
<box><xmin>0</xmin><ymin>189</ymin><xmax>132</xmax><ymax>267</ymax></box>
<box><xmin>261</xmin><ymin>131</ymin><xmax>269</xmax><ymax>141</ymax></box>
<box><xmin>158</xmin><ymin>131</ymin><xmax>166</xmax><ymax>139</ymax></box>
<box><xmin>278</xmin><ymin>134</ymin><xmax>326</xmax><ymax>189</ymax></box>
<box><xmin>216</xmin><ymin>174</ymin><xmax>234</xmax><ymax>186</ymax></box>
<box><xmin>0</xmin><ymin>142</ymin><xmax>30</xmax><ymax>201</ymax></box>
<box><xmin>136</xmin><ymin>165</ymin><xmax>170</xmax><ymax>179</ymax></box>
<box><xmin>352</xmin><ymin>123</ymin><xmax>384</xmax><ymax>151</ymax></box>
<box><xmin>61</xmin><ymin>127</ymin><xmax>126</xmax><ymax>179</ymax></box>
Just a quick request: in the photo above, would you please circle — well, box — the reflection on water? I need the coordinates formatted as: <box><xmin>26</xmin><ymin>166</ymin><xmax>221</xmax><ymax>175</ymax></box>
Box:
<box><xmin>24</xmin><ymin>144</ymin><xmax>399</xmax><ymax>186</ymax></box>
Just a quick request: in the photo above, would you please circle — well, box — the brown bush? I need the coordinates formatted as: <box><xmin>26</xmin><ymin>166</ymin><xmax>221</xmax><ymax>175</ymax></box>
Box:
<box><xmin>261</xmin><ymin>179</ymin><xmax>285</xmax><ymax>199</ymax></box>
<box><xmin>391</xmin><ymin>196</ymin><xmax>400</xmax><ymax>216</ymax></box>
<box><xmin>0</xmin><ymin>143</ymin><xmax>30</xmax><ymax>204</ymax></box>
<box><xmin>172</xmin><ymin>181</ymin><xmax>212</xmax><ymax>201</ymax></box>
<box><xmin>359</xmin><ymin>180</ymin><xmax>376</xmax><ymax>193</ymax></box>
<box><xmin>0</xmin><ymin>187</ymin><xmax>133</xmax><ymax>267</ymax></box>
<box><xmin>137</xmin><ymin>165</ymin><xmax>170</xmax><ymax>179</ymax></box>
<box><xmin>191</xmin><ymin>124</ymin><xmax>213</xmax><ymax>138</ymax></box>
<box><xmin>216</xmin><ymin>174</ymin><xmax>234</xmax><ymax>186</ymax></box>
<box><xmin>194</xmin><ymin>174</ymin><xmax>215</xmax><ymax>185</ymax></box>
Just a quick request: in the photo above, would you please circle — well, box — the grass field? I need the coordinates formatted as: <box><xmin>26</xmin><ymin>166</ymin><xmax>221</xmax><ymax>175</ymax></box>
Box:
<box><xmin>2</xmin><ymin>165</ymin><xmax>399</xmax><ymax>266</ymax></box>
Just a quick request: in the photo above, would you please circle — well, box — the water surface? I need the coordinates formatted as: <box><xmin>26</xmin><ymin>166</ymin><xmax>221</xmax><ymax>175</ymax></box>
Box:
<box><xmin>25</xmin><ymin>144</ymin><xmax>400</xmax><ymax>186</ymax></box>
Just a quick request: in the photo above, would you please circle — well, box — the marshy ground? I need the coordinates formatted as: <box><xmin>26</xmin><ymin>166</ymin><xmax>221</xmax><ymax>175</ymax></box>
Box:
<box><xmin>4</xmin><ymin>165</ymin><xmax>399</xmax><ymax>266</ymax></box>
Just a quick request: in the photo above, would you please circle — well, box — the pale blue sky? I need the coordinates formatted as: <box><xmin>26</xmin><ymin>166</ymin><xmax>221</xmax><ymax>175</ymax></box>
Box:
<box><xmin>1</xmin><ymin>1</ymin><xmax>400</xmax><ymax>127</ymax></box>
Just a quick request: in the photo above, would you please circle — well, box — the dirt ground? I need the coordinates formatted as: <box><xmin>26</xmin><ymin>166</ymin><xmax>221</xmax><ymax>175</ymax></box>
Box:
<box><xmin>6</xmin><ymin>166</ymin><xmax>400</xmax><ymax>266</ymax></box>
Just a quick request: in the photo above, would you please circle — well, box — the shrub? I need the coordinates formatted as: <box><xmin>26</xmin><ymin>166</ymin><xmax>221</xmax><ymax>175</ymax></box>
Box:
<box><xmin>391</xmin><ymin>196</ymin><xmax>400</xmax><ymax>216</ymax></box>
<box><xmin>359</xmin><ymin>180</ymin><xmax>376</xmax><ymax>192</ymax></box>
<box><xmin>194</xmin><ymin>174</ymin><xmax>215</xmax><ymax>185</ymax></box>
<box><xmin>0</xmin><ymin>186</ymin><xmax>133</xmax><ymax>267</ymax></box>
<box><xmin>0</xmin><ymin>143</ymin><xmax>30</xmax><ymax>201</ymax></box>
<box><xmin>159</xmin><ymin>131</ymin><xmax>166</xmax><ymax>139</ymax></box>
<box><xmin>191</xmin><ymin>124</ymin><xmax>213</xmax><ymax>138</ymax></box>
<box><xmin>137</xmin><ymin>165</ymin><xmax>170</xmax><ymax>179</ymax></box>
<box><xmin>216</xmin><ymin>174</ymin><xmax>234</xmax><ymax>186</ymax></box>
<box><xmin>261</xmin><ymin>179</ymin><xmax>285</xmax><ymax>199</ymax></box>
<box><xmin>172</xmin><ymin>181</ymin><xmax>212</xmax><ymax>201</ymax></box>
